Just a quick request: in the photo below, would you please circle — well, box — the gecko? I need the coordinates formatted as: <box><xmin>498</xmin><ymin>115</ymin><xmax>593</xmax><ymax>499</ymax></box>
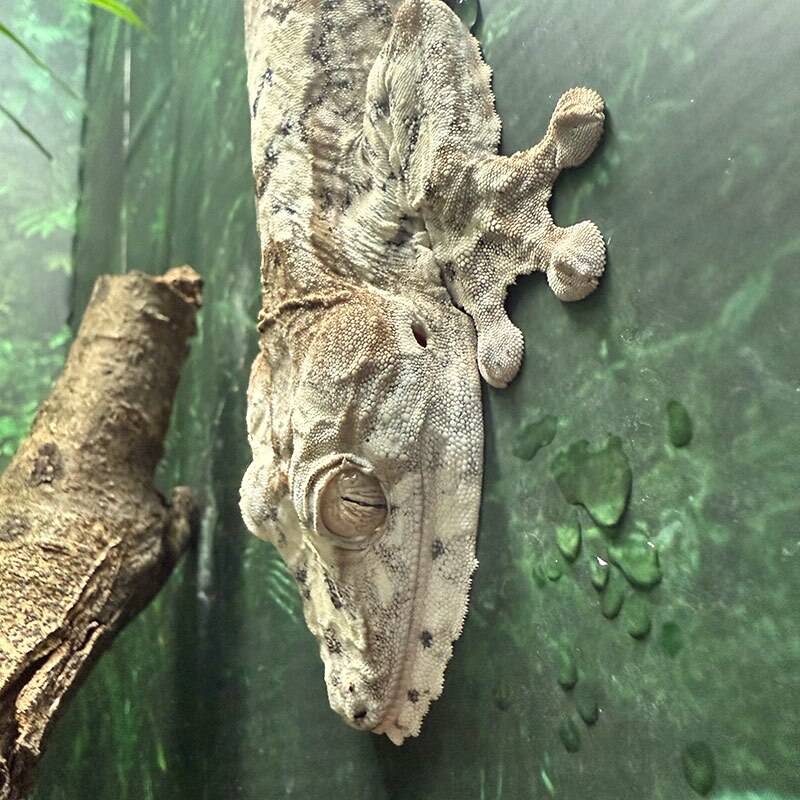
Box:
<box><xmin>239</xmin><ymin>0</ymin><xmax>605</xmax><ymax>745</ymax></box>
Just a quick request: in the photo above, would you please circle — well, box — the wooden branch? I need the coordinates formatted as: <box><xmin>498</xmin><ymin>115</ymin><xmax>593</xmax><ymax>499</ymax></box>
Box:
<box><xmin>0</xmin><ymin>267</ymin><xmax>203</xmax><ymax>800</ymax></box>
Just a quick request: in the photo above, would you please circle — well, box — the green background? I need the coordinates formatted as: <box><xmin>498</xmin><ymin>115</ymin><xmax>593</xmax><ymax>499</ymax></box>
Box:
<box><xmin>1</xmin><ymin>0</ymin><xmax>797</xmax><ymax>797</ymax></box>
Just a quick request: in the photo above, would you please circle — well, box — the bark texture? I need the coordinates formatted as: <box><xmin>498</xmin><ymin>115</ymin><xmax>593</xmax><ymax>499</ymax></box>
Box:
<box><xmin>0</xmin><ymin>267</ymin><xmax>203</xmax><ymax>800</ymax></box>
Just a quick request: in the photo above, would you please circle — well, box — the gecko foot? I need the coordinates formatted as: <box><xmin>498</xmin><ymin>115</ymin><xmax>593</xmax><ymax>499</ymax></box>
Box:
<box><xmin>549</xmin><ymin>87</ymin><xmax>605</xmax><ymax>169</ymax></box>
<box><xmin>545</xmin><ymin>220</ymin><xmax>606</xmax><ymax>301</ymax></box>
<box><xmin>476</xmin><ymin>312</ymin><xmax>524</xmax><ymax>389</ymax></box>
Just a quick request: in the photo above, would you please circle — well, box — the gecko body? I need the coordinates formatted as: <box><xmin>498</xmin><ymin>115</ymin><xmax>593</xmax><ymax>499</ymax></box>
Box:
<box><xmin>240</xmin><ymin>0</ymin><xmax>605</xmax><ymax>744</ymax></box>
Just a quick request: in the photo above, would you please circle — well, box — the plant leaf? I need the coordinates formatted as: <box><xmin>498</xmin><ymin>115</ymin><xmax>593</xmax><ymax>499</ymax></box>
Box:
<box><xmin>82</xmin><ymin>0</ymin><xmax>146</xmax><ymax>29</ymax></box>
<box><xmin>0</xmin><ymin>22</ymin><xmax>79</xmax><ymax>99</ymax></box>
<box><xmin>0</xmin><ymin>103</ymin><xmax>52</xmax><ymax>161</ymax></box>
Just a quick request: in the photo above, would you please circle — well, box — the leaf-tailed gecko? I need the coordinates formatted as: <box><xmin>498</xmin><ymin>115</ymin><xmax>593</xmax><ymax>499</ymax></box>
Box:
<box><xmin>240</xmin><ymin>0</ymin><xmax>605</xmax><ymax>744</ymax></box>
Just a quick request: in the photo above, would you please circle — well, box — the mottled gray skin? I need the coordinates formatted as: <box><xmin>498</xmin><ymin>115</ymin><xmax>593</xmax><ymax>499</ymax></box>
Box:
<box><xmin>240</xmin><ymin>0</ymin><xmax>605</xmax><ymax>744</ymax></box>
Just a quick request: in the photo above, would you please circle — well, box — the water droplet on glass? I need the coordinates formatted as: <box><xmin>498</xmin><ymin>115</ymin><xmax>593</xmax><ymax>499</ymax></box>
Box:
<box><xmin>660</xmin><ymin>620</ymin><xmax>685</xmax><ymax>657</ymax></box>
<box><xmin>590</xmin><ymin>555</ymin><xmax>609</xmax><ymax>590</ymax></box>
<box><xmin>556</xmin><ymin>649</ymin><xmax>578</xmax><ymax>690</ymax></box>
<box><xmin>667</xmin><ymin>399</ymin><xmax>693</xmax><ymax>447</ymax></box>
<box><xmin>608</xmin><ymin>530</ymin><xmax>662</xmax><ymax>590</ymax></box>
<box><xmin>512</xmin><ymin>414</ymin><xmax>558</xmax><ymax>460</ymax></box>
<box><xmin>575</xmin><ymin>685</ymin><xmax>600</xmax><ymax>725</ymax></box>
<box><xmin>531</xmin><ymin>563</ymin><xmax>548</xmax><ymax>587</ymax></box>
<box><xmin>623</xmin><ymin>594</ymin><xmax>652</xmax><ymax>639</ymax></box>
<box><xmin>556</xmin><ymin>518</ymin><xmax>581</xmax><ymax>562</ymax></box>
<box><xmin>682</xmin><ymin>741</ymin><xmax>716</xmax><ymax>796</ymax></box>
<box><xmin>558</xmin><ymin>718</ymin><xmax>581</xmax><ymax>753</ymax></box>
<box><xmin>545</xmin><ymin>553</ymin><xmax>563</xmax><ymax>582</ymax></box>
<box><xmin>550</xmin><ymin>436</ymin><xmax>632</xmax><ymax>527</ymax></box>
<box><xmin>600</xmin><ymin>565</ymin><xmax>626</xmax><ymax>619</ymax></box>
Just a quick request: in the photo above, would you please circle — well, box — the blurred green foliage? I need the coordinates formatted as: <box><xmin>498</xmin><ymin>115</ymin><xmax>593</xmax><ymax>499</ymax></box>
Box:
<box><xmin>0</xmin><ymin>2</ymin><xmax>142</xmax><ymax>156</ymax></box>
<box><xmin>0</xmin><ymin>0</ymin><xmax>91</xmax><ymax>471</ymax></box>
<box><xmin>0</xmin><ymin>1</ymin><xmax>144</xmax><ymax>470</ymax></box>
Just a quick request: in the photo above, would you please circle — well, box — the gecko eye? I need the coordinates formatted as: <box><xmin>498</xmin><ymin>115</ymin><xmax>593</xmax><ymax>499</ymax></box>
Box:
<box><xmin>318</xmin><ymin>467</ymin><xmax>387</xmax><ymax>547</ymax></box>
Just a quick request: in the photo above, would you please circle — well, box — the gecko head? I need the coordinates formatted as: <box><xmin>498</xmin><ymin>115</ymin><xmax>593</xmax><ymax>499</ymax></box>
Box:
<box><xmin>240</xmin><ymin>290</ymin><xmax>481</xmax><ymax>744</ymax></box>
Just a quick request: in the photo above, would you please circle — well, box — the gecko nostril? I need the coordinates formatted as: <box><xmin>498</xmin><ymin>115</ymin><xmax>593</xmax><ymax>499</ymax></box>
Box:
<box><xmin>353</xmin><ymin>708</ymin><xmax>368</xmax><ymax>721</ymax></box>
<box><xmin>411</xmin><ymin>322</ymin><xmax>428</xmax><ymax>348</ymax></box>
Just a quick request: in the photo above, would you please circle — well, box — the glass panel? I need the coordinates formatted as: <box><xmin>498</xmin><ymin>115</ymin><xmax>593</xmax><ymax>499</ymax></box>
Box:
<box><xmin>5</xmin><ymin>0</ymin><xmax>795</xmax><ymax>798</ymax></box>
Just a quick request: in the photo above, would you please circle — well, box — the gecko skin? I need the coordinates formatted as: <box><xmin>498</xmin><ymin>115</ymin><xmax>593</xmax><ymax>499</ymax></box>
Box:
<box><xmin>240</xmin><ymin>0</ymin><xmax>605</xmax><ymax>745</ymax></box>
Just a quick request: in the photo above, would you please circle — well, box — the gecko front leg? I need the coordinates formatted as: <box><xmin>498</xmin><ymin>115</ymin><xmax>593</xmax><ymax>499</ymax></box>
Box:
<box><xmin>360</xmin><ymin>0</ymin><xmax>606</xmax><ymax>387</ymax></box>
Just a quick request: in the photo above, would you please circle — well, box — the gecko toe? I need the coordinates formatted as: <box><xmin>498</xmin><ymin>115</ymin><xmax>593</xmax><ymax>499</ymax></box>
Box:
<box><xmin>476</xmin><ymin>315</ymin><xmax>524</xmax><ymax>388</ymax></box>
<box><xmin>551</xmin><ymin>87</ymin><xmax>605</xmax><ymax>169</ymax></box>
<box><xmin>546</xmin><ymin>221</ymin><xmax>606</xmax><ymax>302</ymax></box>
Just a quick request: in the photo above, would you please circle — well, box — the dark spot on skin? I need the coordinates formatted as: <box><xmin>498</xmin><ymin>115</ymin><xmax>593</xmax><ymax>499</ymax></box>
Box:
<box><xmin>324</xmin><ymin>628</ymin><xmax>342</xmax><ymax>654</ymax></box>
<box><xmin>325</xmin><ymin>575</ymin><xmax>344</xmax><ymax>609</ymax></box>
<box><xmin>366</xmin><ymin>0</ymin><xmax>391</xmax><ymax>20</ymax></box>
<box><xmin>353</xmin><ymin>708</ymin><xmax>368</xmax><ymax>721</ymax></box>
<box><xmin>252</xmin><ymin>68</ymin><xmax>274</xmax><ymax>117</ymax></box>
<box><xmin>420</xmin><ymin>630</ymin><xmax>434</xmax><ymax>649</ymax></box>
<box><xmin>431</xmin><ymin>539</ymin><xmax>445</xmax><ymax>558</ymax></box>
<box><xmin>318</xmin><ymin>188</ymin><xmax>334</xmax><ymax>211</ymax></box>
<box><xmin>295</xmin><ymin>567</ymin><xmax>307</xmax><ymax>583</ymax></box>
<box><xmin>271</xmin><ymin>201</ymin><xmax>297</xmax><ymax>216</ymax></box>
<box><xmin>372</xmin><ymin>97</ymin><xmax>390</xmax><ymax>117</ymax></box>
<box><xmin>407</xmin><ymin>689</ymin><xmax>419</xmax><ymax>703</ymax></box>
<box><xmin>279</xmin><ymin>121</ymin><xmax>293</xmax><ymax>136</ymax></box>
<box><xmin>266</xmin><ymin>2</ymin><xmax>291</xmax><ymax>23</ymax></box>
<box><xmin>310</xmin><ymin>45</ymin><xmax>329</xmax><ymax>66</ymax></box>
<box><xmin>265</xmin><ymin>150</ymin><xmax>278</xmax><ymax>166</ymax></box>
<box><xmin>254</xmin><ymin>163</ymin><xmax>271</xmax><ymax>198</ymax></box>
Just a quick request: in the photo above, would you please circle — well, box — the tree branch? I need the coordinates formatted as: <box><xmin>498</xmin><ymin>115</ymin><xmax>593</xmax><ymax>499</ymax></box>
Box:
<box><xmin>0</xmin><ymin>266</ymin><xmax>203</xmax><ymax>800</ymax></box>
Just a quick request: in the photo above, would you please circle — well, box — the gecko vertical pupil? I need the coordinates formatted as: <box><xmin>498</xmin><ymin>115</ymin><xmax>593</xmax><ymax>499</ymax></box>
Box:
<box><xmin>319</xmin><ymin>468</ymin><xmax>387</xmax><ymax>542</ymax></box>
